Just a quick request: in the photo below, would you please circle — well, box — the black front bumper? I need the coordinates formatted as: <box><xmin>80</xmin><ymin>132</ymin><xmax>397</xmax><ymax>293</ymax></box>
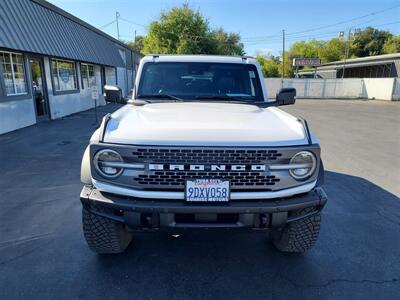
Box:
<box><xmin>80</xmin><ymin>185</ymin><xmax>328</xmax><ymax>230</ymax></box>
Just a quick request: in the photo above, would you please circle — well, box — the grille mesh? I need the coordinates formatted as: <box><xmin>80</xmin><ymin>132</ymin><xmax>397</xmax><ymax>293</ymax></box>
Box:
<box><xmin>132</xmin><ymin>148</ymin><xmax>282</xmax><ymax>164</ymax></box>
<box><xmin>129</xmin><ymin>147</ymin><xmax>283</xmax><ymax>190</ymax></box>
<box><xmin>134</xmin><ymin>171</ymin><xmax>280</xmax><ymax>188</ymax></box>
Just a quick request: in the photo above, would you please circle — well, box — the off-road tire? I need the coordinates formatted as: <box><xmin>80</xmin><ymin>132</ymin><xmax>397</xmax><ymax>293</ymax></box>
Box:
<box><xmin>82</xmin><ymin>208</ymin><xmax>132</xmax><ymax>254</ymax></box>
<box><xmin>271</xmin><ymin>207</ymin><xmax>321</xmax><ymax>253</ymax></box>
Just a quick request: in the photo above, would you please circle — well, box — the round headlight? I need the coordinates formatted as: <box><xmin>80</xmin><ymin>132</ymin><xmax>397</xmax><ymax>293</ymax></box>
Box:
<box><xmin>94</xmin><ymin>149</ymin><xmax>123</xmax><ymax>178</ymax></box>
<box><xmin>289</xmin><ymin>151</ymin><xmax>316</xmax><ymax>180</ymax></box>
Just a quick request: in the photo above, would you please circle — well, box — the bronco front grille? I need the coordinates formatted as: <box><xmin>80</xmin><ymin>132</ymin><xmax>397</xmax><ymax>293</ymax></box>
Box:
<box><xmin>134</xmin><ymin>170</ymin><xmax>280</xmax><ymax>188</ymax></box>
<box><xmin>127</xmin><ymin>147</ymin><xmax>284</xmax><ymax>190</ymax></box>
<box><xmin>131</xmin><ymin>148</ymin><xmax>282</xmax><ymax>164</ymax></box>
<box><xmin>91</xmin><ymin>144</ymin><xmax>321</xmax><ymax>193</ymax></box>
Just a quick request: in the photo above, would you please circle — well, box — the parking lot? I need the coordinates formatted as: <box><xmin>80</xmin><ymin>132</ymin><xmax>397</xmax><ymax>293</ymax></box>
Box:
<box><xmin>0</xmin><ymin>99</ymin><xmax>399</xmax><ymax>299</ymax></box>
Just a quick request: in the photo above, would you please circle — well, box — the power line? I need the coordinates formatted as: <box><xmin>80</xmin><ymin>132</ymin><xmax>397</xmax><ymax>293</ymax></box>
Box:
<box><xmin>244</xmin><ymin>20</ymin><xmax>400</xmax><ymax>45</ymax></box>
<box><xmin>99</xmin><ymin>19</ymin><xmax>116</xmax><ymax>30</ymax></box>
<box><xmin>240</xmin><ymin>4</ymin><xmax>400</xmax><ymax>41</ymax></box>
<box><xmin>119</xmin><ymin>16</ymin><xmax>217</xmax><ymax>41</ymax></box>
<box><xmin>245</xmin><ymin>31</ymin><xmax>340</xmax><ymax>44</ymax></box>
<box><xmin>245</xmin><ymin>31</ymin><xmax>348</xmax><ymax>45</ymax></box>
<box><xmin>119</xmin><ymin>16</ymin><xmax>248</xmax><ymax>48</ymax></box>
<box><xmin>99</xmin><ymin>11</ymin><xmax>400</xmax><ymax>49</ymax></box>
<box><xmin>117</xmin><ymin>15</ymin><xmax>399</xmax><ymax>46</ymax></box>
<box><xmin>113</xmin><ymin>19</ymin><xmax>400</xmax><ymax>47</ymax></box>
<box><xmin>285</xmin><ymin>3</ymin><xmax>400</xmax><ymax>36</ymax></box>
<box><xmin>119</xmin><ymin>15</ymin><xmax>338</xmax><ymax>45</ymax></box>
<box><xmin>370</xmin><ymin>20</ymin><xmax>400</xmax><ymax>27</ymax></box>
<box><xmin>119</xmin><ymin>17</ymin><xmax>147</xmax><ymax>29</ymax></box>
<box><xmin>241</xmin><ymin>32</ymin><xmax>282</xmax><ymax>41</ymax></box>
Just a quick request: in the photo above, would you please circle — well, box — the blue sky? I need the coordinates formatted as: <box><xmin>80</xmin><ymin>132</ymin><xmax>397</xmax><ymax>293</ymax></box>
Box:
<box><xmin>48</xmin><ymin>0</ymin><xmax>400</xmax><ymax>56</ymax></box>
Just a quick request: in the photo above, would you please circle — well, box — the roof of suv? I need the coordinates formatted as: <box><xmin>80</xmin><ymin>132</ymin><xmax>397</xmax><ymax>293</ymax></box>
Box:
<box><xmin>142</xmin><ymin>54</ymin><xmax>257</xmax><ymax>64</ymax></box>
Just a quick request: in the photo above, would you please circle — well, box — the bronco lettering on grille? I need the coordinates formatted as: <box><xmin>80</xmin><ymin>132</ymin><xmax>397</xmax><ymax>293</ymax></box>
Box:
<box><xmin>148</xmin><ymin>164</ymin><xmax>266</xmax><ymax>171</ymax></box>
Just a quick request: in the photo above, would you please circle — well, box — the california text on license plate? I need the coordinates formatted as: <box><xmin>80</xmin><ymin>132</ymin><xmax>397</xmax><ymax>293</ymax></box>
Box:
<box><xmin>185</xmin><ymin>179</ymin><xmax>230</xmax><ymax>202</ymax></box>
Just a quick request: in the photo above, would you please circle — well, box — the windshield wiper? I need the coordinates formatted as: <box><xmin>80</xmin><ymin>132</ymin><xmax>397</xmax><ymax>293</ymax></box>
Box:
<box><xmin>194</xmin><ymin>95</ymin><xmax>255</xmax><ymax>103</ymax></box>
<box><xmin>136</xmin><ymin>94</ymin><xmax>263</xmax><ymax>106</ymax></box>
<box><xmin>137</xmin><ymin>94</ymin><xmax>185</xmax><ymax>101</ymax></box>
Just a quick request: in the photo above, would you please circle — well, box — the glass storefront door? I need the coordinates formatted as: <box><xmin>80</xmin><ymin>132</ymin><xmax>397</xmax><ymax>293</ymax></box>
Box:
<box><xmin>30</xmin><ymin>58</ymin><xmax>49</xmax><ymax>119</ymax></box>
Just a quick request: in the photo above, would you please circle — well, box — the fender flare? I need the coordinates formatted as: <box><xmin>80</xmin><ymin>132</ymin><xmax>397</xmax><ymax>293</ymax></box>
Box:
<box><xmin>80</xmin><ymin>146</ymin><xmax>92</xmax><ymax>184</ymax></box>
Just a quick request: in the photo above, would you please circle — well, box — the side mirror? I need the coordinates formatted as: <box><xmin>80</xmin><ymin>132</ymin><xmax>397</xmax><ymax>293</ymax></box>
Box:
<box><xmin>104</xmin><ymin>85</ymin><xmax>125</xmax><ymax>103</ymax></box>
<box><xmin>275</xmin><ymin>88</ymin><xmax>296</xmax><ymax>106</ymax></box>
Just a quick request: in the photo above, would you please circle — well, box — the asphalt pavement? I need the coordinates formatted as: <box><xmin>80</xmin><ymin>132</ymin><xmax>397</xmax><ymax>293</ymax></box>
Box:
<box><xmin>0</xmin><ymin>99</ymin><xmax>399</xmax><ymax>299</ymax></box>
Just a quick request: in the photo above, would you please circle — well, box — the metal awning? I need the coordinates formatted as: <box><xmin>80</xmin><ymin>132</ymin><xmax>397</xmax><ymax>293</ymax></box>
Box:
<box><xmin>328</xmin><ymin>61</ymin><xmax>394</xmax><ymax>69</ymax></box>
<box><xmin>0</xmin><ymin>0</ymin><xmax>132</xmax><ymax>68</ymax></box>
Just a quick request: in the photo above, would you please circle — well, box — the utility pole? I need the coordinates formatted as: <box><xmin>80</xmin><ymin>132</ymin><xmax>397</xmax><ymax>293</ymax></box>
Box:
<box><xmin>282</xmin><ymin>29</ymin><xmax>285</xmax><ymax>79</ymax></box>
<box><xmin>342</xmin><ymin>28</ymin><xmax>351</xmax><ymax>78</ymax></box>
<box><xmin>134</xmin><ymin>30</ymin><xmax>137</xmax><ymax>74</ymax></box>
<box><xmin>133</xmin><ymin>29</ymin><xmax>137</xmax><ymax>97</ymax></box>
<box><xmin>116</xmin><ymin>12</ymin><xmax>120</xmax><ymax>40</ymax></box>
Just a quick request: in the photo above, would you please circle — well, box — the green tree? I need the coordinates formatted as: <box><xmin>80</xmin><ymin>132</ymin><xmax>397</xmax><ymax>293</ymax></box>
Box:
<box><xmin>290</xmin><ymin>39</ymin><xmax>325</xmax><ymax>58</ymax></box>
<box><xmin>127</xmin><ymin>35</ymin><xmax>145</xmax><ymax>54</ymax></box>
<box><xmin>382</xmin><ymin>35</ymin><xmax>400</xmax><ymax>54</ymax></box>
<box><xmin>350</xmin><ymin>27</ymin><xmax>392</xmax><ymax>57</ymax></box>
<box><xmin>280</xmin><ymin>51</ymin><xmax>294</xmax><ymax>78</ymax></box>
<box><xmin>271</xmin><ymin>26</ymin><xmax>397</xmax><ymax>78</ymax></box>
<box><xmin>208</xmin><ymin>28</ymin><xmax>244</xmax><ymax>56</ymax></box>
<box><xmin>142</xmin><ymin>4</ymin><xmax>208</xmax><ymax>54</ymax></box>
<box><xmin>287</xmin><ymin>39</ymin><xmax>326</xmax><ymax>76</ymax></box>
<box><xmin>318</xmin><ymin>38</ymin><xmax>346</xmax><ymax>62</ymax></box>
<box><xmin>142</xmin><ymin>4</ymin><xmax>244</xmax><ymax>55</ymax></box>
<box><xmin>256</xmin><ymin>55</ymin><xmax>279</xmax><ymax>77</ymax></box>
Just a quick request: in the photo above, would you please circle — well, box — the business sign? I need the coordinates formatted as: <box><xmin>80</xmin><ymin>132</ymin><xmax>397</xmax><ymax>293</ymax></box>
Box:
<box><xmin>292</xmin><ymin>58</ymin><xmax>321</xmax><ymax>67</ymax></box>
<box><xmin>91</xmin><ymin>85</ymin><xmax>98</xmax><ymax>100</ymax></box>
<box><xmin>59</xmin><ymin>68</ymin><xmax>70</xmax><ymax>83</ymax></box>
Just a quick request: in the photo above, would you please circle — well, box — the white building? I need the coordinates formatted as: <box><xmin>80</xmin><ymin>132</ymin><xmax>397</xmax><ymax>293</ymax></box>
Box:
<box><xmin>0</xmin><ymin>0</ymin><xmax>140</xmax><ymax>134</ymax></box>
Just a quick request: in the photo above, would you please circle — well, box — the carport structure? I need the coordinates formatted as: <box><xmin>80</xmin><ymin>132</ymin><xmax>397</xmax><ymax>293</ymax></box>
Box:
<box><xmin>315</xmin><ymin>53</ymin><xmax>400</xmax><ymax>78</ymax></box>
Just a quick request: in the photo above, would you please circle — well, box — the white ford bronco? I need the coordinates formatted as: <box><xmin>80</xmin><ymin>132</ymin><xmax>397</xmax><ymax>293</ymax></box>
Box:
<box><xmin>80</xmin><ymin>55</ymin><xmax>327</xmax><ymax>254</ymax></box>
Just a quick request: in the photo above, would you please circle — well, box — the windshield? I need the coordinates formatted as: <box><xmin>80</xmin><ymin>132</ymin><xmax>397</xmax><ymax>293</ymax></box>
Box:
<box><xmin>137</xmin><ymin>62</ymin><xmax>264</xmax><ymax>102</ymax></box>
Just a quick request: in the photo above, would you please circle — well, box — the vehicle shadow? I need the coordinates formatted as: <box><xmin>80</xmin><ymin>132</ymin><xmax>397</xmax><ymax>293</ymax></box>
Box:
<box><xmin>86</xmin><ymin>171</ymin><xmax>400</xmax><ymax>299</ymax></box>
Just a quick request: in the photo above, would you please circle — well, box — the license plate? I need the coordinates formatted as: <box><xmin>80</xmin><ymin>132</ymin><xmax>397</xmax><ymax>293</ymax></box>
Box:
<box><xmin>185</xmin><ymin>179</ymin><xmax>230</xmax><ymax>202</ymax></box>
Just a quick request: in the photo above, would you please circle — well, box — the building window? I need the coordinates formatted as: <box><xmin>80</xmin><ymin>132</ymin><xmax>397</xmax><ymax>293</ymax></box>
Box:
<box><xmin>105</xmin><ymin>67</ymin><xmax>117</xmax><ymax>85</ymax></box>
<box><xmin>51</xmin><ymin>59</ymin><xmax>77</xmax><ymax>91</ymax></box>
<box><xmin>81</xmin><ymin>63</ymin><xmax>96</xmax><ymax>89</ymax></box>
<box><xmin>0</xmin><ymin>51</ymin><xmax>27</xmax><ymax>96</ymax></box>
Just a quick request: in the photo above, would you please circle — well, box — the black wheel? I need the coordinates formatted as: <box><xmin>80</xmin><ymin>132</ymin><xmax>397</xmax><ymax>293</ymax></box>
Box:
<box><xmin>271</xmin><ymin>207</ymin><xmax>321</xmax><ymax>253</ymax></box>
<box><xmin>82</xmin><ymin>208</ymin><xmax>132</xmax><ymax>254</ymax></box>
